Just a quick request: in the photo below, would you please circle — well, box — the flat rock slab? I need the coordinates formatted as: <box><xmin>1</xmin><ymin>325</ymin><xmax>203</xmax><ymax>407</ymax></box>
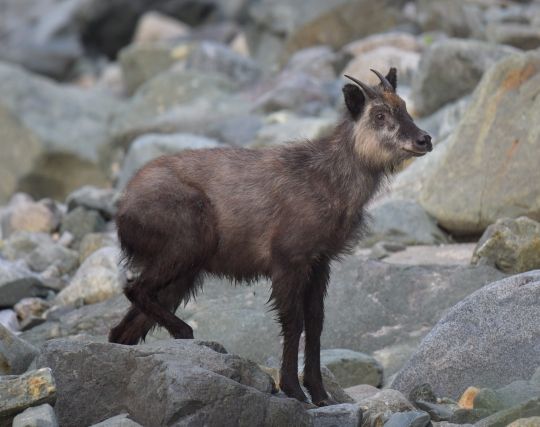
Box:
<box><xmin>0</xmin><ymin>368</ymin><xmax>56</xmax><ymax>427</ymax></box>
<box><xmin>0</xmin><ymin>323</ymin><xmax>38</xmax><ymax>374</ymax></box>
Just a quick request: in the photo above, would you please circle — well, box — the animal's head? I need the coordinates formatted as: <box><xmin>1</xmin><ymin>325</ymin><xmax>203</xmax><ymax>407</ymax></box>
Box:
<box><xmin>342</xmin><ymin>68</ymin><xmax>432</xmax><ymax>170</ymax></box>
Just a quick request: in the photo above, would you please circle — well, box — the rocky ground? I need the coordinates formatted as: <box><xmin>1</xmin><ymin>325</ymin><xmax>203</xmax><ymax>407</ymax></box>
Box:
<box><xmin>1</xmin><ymin>0</ymin><xmax>540</xmax><ymax>426</ymax></box>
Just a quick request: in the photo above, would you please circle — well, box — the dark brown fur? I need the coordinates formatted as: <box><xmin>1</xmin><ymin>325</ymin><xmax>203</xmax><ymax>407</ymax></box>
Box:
<box><xmin>109</xmin><ymin>69</ymin><xmax>431</xmax><ymax>406</ymax></box>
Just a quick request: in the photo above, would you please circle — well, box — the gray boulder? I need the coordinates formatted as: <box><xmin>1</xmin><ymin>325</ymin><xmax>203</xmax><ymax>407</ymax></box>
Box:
<box><xmin>362</xmin><ymin>199</ymin><xmax>448</xmax><ymax>247</ymax></box>
<box><xmin>0</xmin><ymin>62</ymin><xmax>120</xmax><ymax>201</ymax></box>
<box><xmin>411</xmin><ymin>39</ymin><xmax>517</xmax><ymax>116</ymax></box>
<box><xmin>0</xmin><ymin>368</ymin><xmax>56</xmax><ymax>427</ymax></box>
<box><xmin>1</xmin><ymin>231</ymin><xmax>79</xmax><ymax>277</ymax></box>
<box><xmin>419</xmin><ymin>51</ymin><xmax>540</xmax><ymax>234</ymax></box>
<box><xmin>471</xmin><ymin>217</ymin><xmax>540</xmax><ymax>273</ymax></box>
<box><xmin>0</xmin><ymin>259</ymin><xmax>51</xmax><ymax>308</ymax></box>
<box><xmin>59</xmin><ymin>207</ymin><xmax>106</xmax><ymax>246</ymax></box>
<box><xmin>35</xmin><ymin>337</ymin><xmax>310</xmax><ymax>427</ymax></box>
<box><xmin>66</xmin><ymin>186</ymin><xmax>118</xmax><ymax>220</ymax></box>
<box><xmin>117</xmin><ymin>133</ymin><xmax>221</xmax><ymax>189</ymax></box>
<box><xmin>252</xmin><ymin>71</ymin><xmax>334</xmax><ymax>115</ymax></box>
<box><xmin>55</xmin><ymin>247</ymin><xmax>123</xmax><ymax>306</ymax></box>
<box><xmin>391</xmin><ymin>271</ymin><xmax>540</xmax><ymax>399</ymax></box>
<box><xmin>12</xmin><ymin>404</ymin><xmax>58</xmax><ymax>427</ymax></box>
<box><xmin>110</xmin><ymin>69</ymin><xmax>239</xmax><ymax>148</ymax></box>
<box><xmin>0</xmin><ymin>323</ymin><xmax>39</xmax><ymax>374</ymax></box>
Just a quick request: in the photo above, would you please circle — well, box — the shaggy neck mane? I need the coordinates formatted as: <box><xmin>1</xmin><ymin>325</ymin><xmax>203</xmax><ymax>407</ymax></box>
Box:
<box><xmin>279</xmin><ymin>117</ymin><xmax>388</xmax><ymax>206</ymax></box>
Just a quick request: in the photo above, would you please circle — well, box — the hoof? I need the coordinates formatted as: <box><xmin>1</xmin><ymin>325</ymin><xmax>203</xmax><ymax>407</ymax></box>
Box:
<box><xmin>314</xmin><ymin>398</ymin><xmax>338</xmax><ymax>407</ymax></box>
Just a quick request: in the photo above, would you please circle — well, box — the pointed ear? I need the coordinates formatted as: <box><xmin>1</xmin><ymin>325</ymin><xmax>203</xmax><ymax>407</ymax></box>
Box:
<box><xmin>385</xmin><ymin>67</ymin><xmax>397</xmax><ymax>91</ymax></box>
<box><xmin>342</xmin><ymin>84</ymin><xmax>365</xmax><ymax>119</ymax></box>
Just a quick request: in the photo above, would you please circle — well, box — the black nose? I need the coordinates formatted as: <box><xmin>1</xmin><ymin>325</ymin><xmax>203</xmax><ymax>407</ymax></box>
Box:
<box><xmin>415</xmin><ymin>134</ymin><xmax>432</xmax><ymax>152</ymax></box>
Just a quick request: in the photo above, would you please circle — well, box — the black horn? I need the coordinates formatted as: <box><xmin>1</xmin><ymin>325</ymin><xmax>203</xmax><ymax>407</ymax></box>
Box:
<box><xmin>370</xmin><ymin>69</ymin><xmax>394</xmax><ymax>92</ymax></box>
<box><xmin>344</xmin><ymin>74</ymin><xmax>377</xmax><ymax>99</ymax></box>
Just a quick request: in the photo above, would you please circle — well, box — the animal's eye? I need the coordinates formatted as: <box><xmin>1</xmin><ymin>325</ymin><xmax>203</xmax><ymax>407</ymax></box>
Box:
<box><xmin>376</xmin><ymin>113</ymin><xmax>385</xmax><ymax>121</ymax></box>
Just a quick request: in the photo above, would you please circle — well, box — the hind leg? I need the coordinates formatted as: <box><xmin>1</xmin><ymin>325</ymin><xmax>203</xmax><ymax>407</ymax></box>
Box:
<box><xmin>109</xmin><ymin>273</ymin><xmax>200</xmax><ymax>344</ymax></box>
<box><xmin>124</xmin><ymin>272</ymin><xmax>196</xmax><ymax>339</ymax></box>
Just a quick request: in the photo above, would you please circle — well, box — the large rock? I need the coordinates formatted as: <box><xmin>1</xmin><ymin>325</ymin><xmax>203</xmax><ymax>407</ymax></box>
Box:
<box><xmin>55</xmin><ymin>247</ymin><xmax>123</xmax><ymax>306</ymax></box>
<box><xmin>117</xmin><ymin>133</ymin><xmax>221</xmax><ymax>189</ymax></box>
<box><xmin>391</xmin><ymin>271</ymin><xmax>540</xmax><ymax>399</ymax></box>
<box><xmin>419</xmin><ymin>51</ymin><xmax>540</xmax><ymax>234</ymax></box>
<box><xmin>0</xmin><ymin>194</ymin><xmax>61</xmax><ymax>238</ymax></box>
<box><xmin>0</xmin><ymin>368</ymin><xmax>56</xmax><ymax>427</ymax></box>
<box><xmin>1</xmin><ymin>231</ymin><xmax>79</xmax><ymax>276</ymax></box>
<box><xmin>35</xmin><ymin>337</ymin><xmax>310</xmax><ymax>427</ymax></box>
<box><xmin>411</xmin><ymin>39</ymin><xmax>518</xmax><ymax>116</ymax></box>
<box><xmin>0</xmin><ymin>323</ymin><xmax>39</xmax><ymax>374</ymax></box>
<box><xmin>362</xmin><ymin>199</ymin><xmax>448</xmax><ymax>247</ymax></box>
<box><xmin>471</xmin><ymin>217</ymin><xmax>540</xmax><ymax>273</ymax></box>
<box><xmin>0</xmin><ymin>259</ymin><xmax>51</xmax><ymax>308</ymax></box>
<box><xmin>0</xmin><ymin>62</ymin><xmax>120</xmax><ymax>201</ymax></box>
<box><xmin>66</xmin><ymin>186</ymin><xmax>118</xmax><ymax>220</ymax></box>
<box><xmin>110</xmin><ymin>68</ymin><xmax>241</xmax><ymax>147</ymax></box>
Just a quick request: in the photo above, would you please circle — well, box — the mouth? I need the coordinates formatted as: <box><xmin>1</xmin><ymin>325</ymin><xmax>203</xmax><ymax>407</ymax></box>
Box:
<box><xmin>402</xmin><ymin>148</ymin><xmax>428</xmax><ymax>157</ymax></box>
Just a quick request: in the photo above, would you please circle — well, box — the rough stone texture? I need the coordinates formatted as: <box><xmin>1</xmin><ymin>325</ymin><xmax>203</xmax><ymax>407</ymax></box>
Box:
<box><xmin>0</xmin><ymin>259</ymin><xmax>50</xmax><ymax>308</ymax></box>
<box><xmin>0</xmin><ymin>368</ymin><xmax>56</xmax><ymax>427</ymax></box>
<box><xmin>133</xmin><ymin>11</ymin><xmax>190</xmax><ymax>45</ymax></box>
<box><xmin>12</xmin><ymin>404</ymin><xmax>58</xmax><ymax>427</ymax></box>
<box><xmin>0</xmin><ymin>323</ymin><xmax>38</xmax><ymax>374</ymax></box>
<box><xmin>411</xmin><ymin>39</ymin><xmax>517</xmax><ymax>116</ymax></box>
<box><xmin>308</xmin><ymin>403</ymin><xmax>363</xmax><ymax>427</ymax></box>
<box><xmin>185</xmin><ymin>41</ymin><xmax>261</xmax><ymax>86</ymax></box>
<box><xmin>117</xmin><ymin>133</ymin><xmax>220</xmax><ymax>189</ymax></box>
<box><xmin>20</xmin><ymin>296</ymin><xmax>130</xmax><ymax>346</ymax></box>
<box><xmin>252</xmin><ymin>71</ymin><xmax>334</xmax><ymax>115</ymax></box>
<box><xmin>383</xmin><ymin>244</ymin><xmax>475</xmax><ymax>267</ymax></box>
<box><xmin>285</xmin><ymin>46</ymin><xmax>338</xmax><ymax>80</ymax></box>
<box><xmin>471</xmin><ymin>217</ymin><xmax>540</xmax><ymax>274</ymax></box>
<box><xmin>55</xmin><ymin>247</ymin><xmax>123</xmax><ymax>306</ymax></box>
<box><xmin>0</xmin><ymin>194</ymin><xmax>61</xmax><ymax>237</ymax></box>
<box><xmin>35</xmin><ymin>337</ymin><xmax>310</xmax><ymax>427</ymax></box>
<box><xmin>384</xmin><ymin>411</ymin><xmax>431</xmax><ymax>427</ymax></box>
<box><xmin>0</xmin><ymin>231</ymin><xmax>78</xmax><ymax>275</ymax></box>
<box><xmin>66</xmin><ymin>186</ymin><xmax>118</xmax><ymax>220</ymax></box>
<box><xmin>358</xmin><ymin>389</ymin><xmax>415</xmax><ymax>427</ymax></box>
<box><xmin>344</xmin><ymin>384</ymin><xmax>379</xmax><ymax>403</ymax></box>
<box><xmin>419</xmin><ymin>51</ymin><xmax>540</xmax><ymax>234</ymax></box>
<box><xmin>59</xmin><ymin>207</ymin><xmax>106</xmax><ymax>246</ymax></box>
<box><xmin>391</xmin><ymin>271</ymin><xmax>540</xmax><ymax>399</ymax></box>
<box><xmin>78</xmin><ymin>232</ymin><xmax>118</xmax><ymax>263</ymax></box>
<box><xmin>314</xmin><ymin>349</ymin><xmax>383</xmax><ymax>388</ymax></box>
<box><xmin>362</xmin><ymin>199</ymin><xmax>448</xmax><ymax>247</ymax></box>
<box><xmin>0</xmin><ymin>62</ymin><xmax>119</xmax><ymax>201</ymax></box>
<box><xmin>20</xmin><ymin>259</ymin><xmax>504</xmax><ymax>379</ymax></box>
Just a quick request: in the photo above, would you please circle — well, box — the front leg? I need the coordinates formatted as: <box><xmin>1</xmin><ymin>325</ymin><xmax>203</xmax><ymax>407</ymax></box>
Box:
<box><xmin>270</xmin><ymin>262</ymin><xmax>310</xmax><ymax>403</ymax></box>
<box><xmin>303</xmin><ymin>258</ymin><xmax>336</xmax><ymax>406</ymax></box>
